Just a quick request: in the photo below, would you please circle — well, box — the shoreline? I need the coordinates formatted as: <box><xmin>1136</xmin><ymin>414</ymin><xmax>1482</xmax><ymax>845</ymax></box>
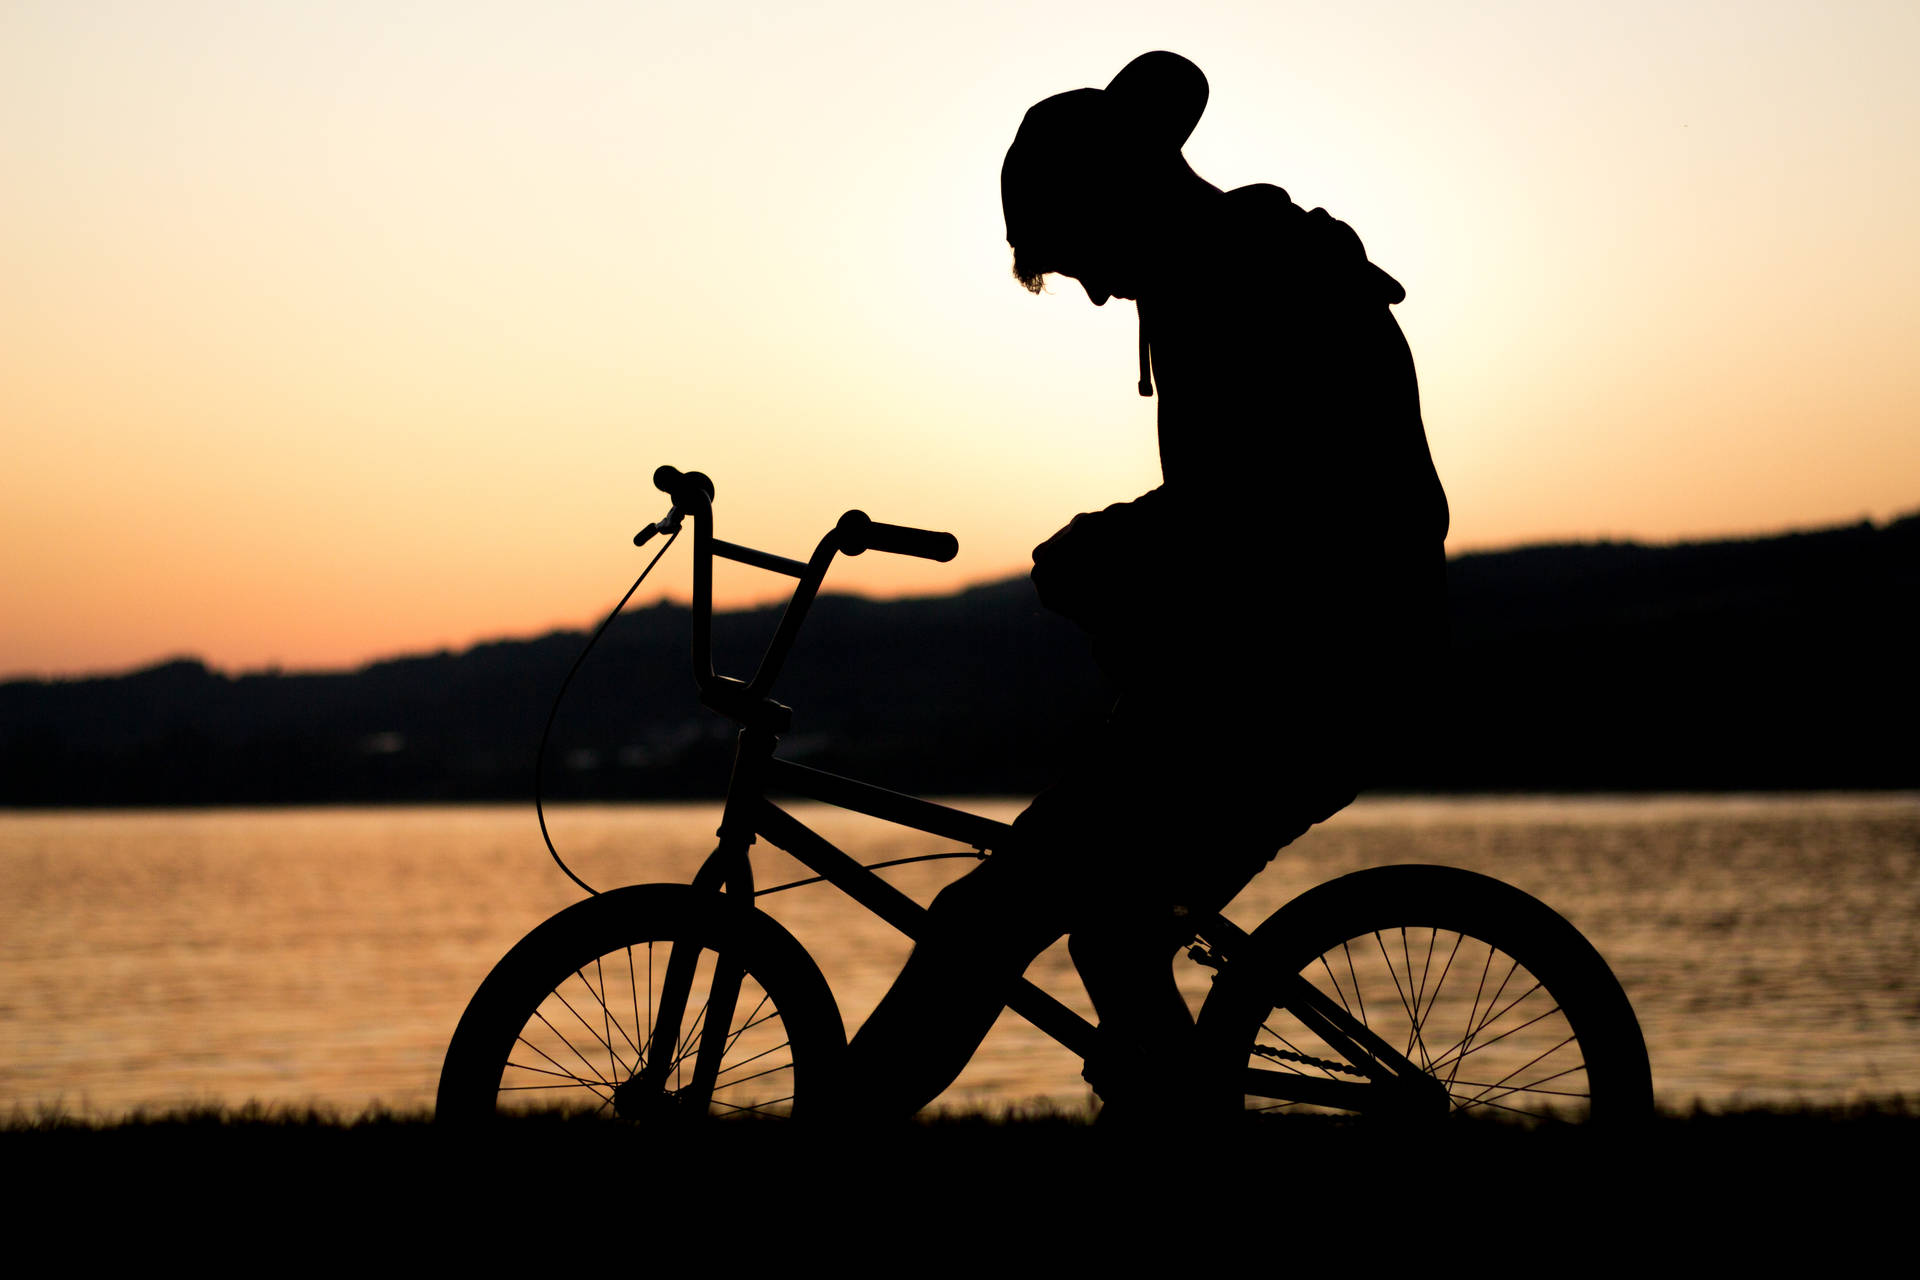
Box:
<box><xmin>6</xmin><ymin>788</ymin><xmax>1917</xmax><ymax>815</ymax></box>
<box><xmin>11</xmin><ymin>1094</ymin><xmax>1913</xmax><ymax>1133</ymax></box>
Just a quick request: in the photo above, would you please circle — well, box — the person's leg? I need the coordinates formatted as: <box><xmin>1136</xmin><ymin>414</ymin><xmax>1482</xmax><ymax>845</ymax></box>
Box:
<box><xmin>1060</xmin><ymin>698</ymin><xmax>1357</xmax><ymax>1120</ymax></box>
<box><xmin>1068</xmin><ymin>919</ymin><xmax>1196</xmax><ymax>1116</ymax></box>
<box><xmin>829</xmin><ymin>699</ymin><xmax>1357</xmax><ymax>1122</ymax></box>
<box><xmin>832</xmin><ymin>843</ymin><xmax>1067</xmax><ymax>1121</ymax></box>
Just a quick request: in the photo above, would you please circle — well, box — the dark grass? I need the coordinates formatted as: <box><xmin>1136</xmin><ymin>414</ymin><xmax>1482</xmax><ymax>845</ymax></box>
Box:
<box><xmin>11</xmin><ymin>1099</ymin><xmax>1911</xmax><ymax>1252</ymax></box>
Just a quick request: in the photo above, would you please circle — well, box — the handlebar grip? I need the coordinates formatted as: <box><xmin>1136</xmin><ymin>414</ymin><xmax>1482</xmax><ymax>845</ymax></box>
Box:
<box><xmin>835</xmin><ymin>511</ymin><xmax>959</xmax><ymax>563</ymax></box>
<box><xmin>652</xmin><ymin>466</ymin><xmax>715</xmax><ymax>504</ymax></box>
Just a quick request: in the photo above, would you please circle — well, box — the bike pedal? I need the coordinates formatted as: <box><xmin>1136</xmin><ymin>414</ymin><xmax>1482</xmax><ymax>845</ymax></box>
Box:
<box><xmin>1186</xmin><ymin>942</ymin><xmax>1223</xmax><ymax>971</ymax></box>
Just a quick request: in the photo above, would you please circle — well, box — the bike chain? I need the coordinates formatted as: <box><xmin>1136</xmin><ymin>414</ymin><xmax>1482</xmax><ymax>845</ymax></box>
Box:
<box><xmin>1251</xmin><ymin>1043</ymin><xmax>1368</xmax><ymax>1078</ymax></box>
<box><xmin>1187</xmin><ymin>944</ymin><xmax>1369</xmax><ymax>1079</ymax></box>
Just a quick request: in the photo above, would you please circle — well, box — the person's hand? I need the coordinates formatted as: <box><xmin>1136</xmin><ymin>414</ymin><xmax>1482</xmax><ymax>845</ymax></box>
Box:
<box><xmin>1030</xmin><ymin>489</ymin><xmax>1172</xmax><ymax>630</ymax></box>
<box><xmin>1030</xmin><ymin>512</ymin><xmax>1102</xmax><ymax>625</ymax></box>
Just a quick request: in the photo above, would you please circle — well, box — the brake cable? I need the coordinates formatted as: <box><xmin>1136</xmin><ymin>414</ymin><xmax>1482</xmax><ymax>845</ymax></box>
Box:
<box><xmin>536</xmin><ymin>527</ymin><xmax>680</xmax><ymax>896</ymax></box>
<box><xmin>753</xmin><ymin>848</ymin><xmax>987</xmax><ymax>898</ymax></box>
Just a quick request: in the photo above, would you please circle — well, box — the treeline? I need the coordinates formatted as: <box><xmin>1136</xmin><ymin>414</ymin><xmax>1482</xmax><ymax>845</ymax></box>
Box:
<box><xmin>3</xmin><ymin>514</ymin><xmax>1915</xmax><ymax>805</ymax></box>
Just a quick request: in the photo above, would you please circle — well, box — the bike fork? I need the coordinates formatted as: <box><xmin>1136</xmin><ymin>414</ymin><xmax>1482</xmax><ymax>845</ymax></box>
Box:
<box><xmin>631</xmin><ymin>721</ymin><xmax>775</xmax><ymax>1113</ymax></box>
<box><xmin>635</xmin><ymin>942</ymin><xmax>744</xmax><ymax>1113</ymax></box>
<box><xmin>631</xmin><ymin>831</ymin><xmax>756</xmax><ymax>1114</ymax></box>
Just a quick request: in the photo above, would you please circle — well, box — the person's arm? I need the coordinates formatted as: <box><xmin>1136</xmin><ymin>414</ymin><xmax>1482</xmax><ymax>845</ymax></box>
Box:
<box><xmin>1031</xmin><ymin>487</ymin><xmax>1180</xmax><ymax>632</ymax></box>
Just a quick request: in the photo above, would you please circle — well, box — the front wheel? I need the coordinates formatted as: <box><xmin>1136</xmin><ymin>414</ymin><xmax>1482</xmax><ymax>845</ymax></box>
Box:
<box><xmin>437</xmin><ymin>884</ymin><xmax>845</xmax><ymax>1122</ymax></box>
<box><xmin>1195</xmin><ymin>865</ymin><xmax>1651</xmax><ymax>1124</ymax></box>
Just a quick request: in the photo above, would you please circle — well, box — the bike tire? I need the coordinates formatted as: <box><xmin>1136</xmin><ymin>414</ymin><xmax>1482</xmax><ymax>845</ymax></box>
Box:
<box><xmin>1194</xmin><ymin>865</ymin><xmax>1652</xmax><ymax>1123</ymax></box>
<box><xmin>437</xmin><ymin>883</ymin><xmax>845</xmax><ymax>1122</ymax></box>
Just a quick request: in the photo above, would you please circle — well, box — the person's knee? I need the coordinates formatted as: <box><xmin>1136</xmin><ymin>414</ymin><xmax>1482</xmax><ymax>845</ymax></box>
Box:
<box><xmin>924</xmin><ymin>864</ymin><xmax>1007</xmax><ymax>931</ymax></box>
<box><xmin>921</xmin><ymin>861</ymin><xmax>1059</xmax><ymax>971</ymax></box>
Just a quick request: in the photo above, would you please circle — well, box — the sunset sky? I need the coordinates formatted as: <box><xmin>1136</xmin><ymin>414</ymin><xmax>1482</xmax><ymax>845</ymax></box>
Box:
<box><xmin>5</xmin><ymin>1</ymin><xmax>1916</xmax><ymax>679</ymax></box>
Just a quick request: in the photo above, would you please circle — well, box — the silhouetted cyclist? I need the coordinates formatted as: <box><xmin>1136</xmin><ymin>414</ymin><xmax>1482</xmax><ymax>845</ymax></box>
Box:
<box><xmin>838</xmin><ymin>51</ymin><xmax>1449</xmax><ymax>1121</ymax></box>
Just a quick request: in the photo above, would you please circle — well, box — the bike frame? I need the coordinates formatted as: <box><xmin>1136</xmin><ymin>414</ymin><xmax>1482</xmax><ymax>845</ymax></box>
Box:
<box><xmin>633</xmin><ymin>467</ymin><xmax>1444</xmax><ymax>1115</ymax></box>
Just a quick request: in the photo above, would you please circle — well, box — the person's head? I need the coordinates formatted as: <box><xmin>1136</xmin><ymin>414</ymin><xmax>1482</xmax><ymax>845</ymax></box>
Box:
<box><xmin>1001</xmin><ymin>51</ymin><xmax>1212</xmax><ymax>305</ymax></box>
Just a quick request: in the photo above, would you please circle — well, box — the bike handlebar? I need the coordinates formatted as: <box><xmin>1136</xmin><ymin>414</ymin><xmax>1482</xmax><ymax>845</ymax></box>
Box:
<box><xmin>651</xmin><ymin>465</ymin><xmax>956</xmax><ymax>564</ymax></box>
<box><xmin>835</xmin><ymin>511</ymin><xmax>959</xmax><ymax>563</ymax></box>
<box><xmin>644</xmin><ymin>464</ymin><xmax>961</xmax><ymax>716</ymax></box>
<box><xmin>653</xmin><ymin>465</ymin><xmax>715</xmax><ymax>506</ymax></box>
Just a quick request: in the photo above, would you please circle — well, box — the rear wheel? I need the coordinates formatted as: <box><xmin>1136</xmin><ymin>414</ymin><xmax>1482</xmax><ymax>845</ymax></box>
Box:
<box><xmin>1196</xmin><ymin>865</ymin><xmax>1651</xmax><ymax>1123</ymax></box>
<box><xmin>437</xmin><ymin>884</ymin><xmax>844</xmax><ymax>1122</ymax></box>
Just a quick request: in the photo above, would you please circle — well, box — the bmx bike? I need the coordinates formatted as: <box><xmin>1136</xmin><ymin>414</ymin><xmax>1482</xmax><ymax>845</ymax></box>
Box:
<box><xmin>437</xmin><ymin>466</ymin><xmax>1652</xmax><ymax>1124</ymax></box>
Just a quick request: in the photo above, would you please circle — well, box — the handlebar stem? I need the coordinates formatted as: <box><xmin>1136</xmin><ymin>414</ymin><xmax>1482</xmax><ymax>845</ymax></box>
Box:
<box><xmin>675</xmin><ymin>484</ymin><xmax>838</xmax><ymax>719</ymax></box>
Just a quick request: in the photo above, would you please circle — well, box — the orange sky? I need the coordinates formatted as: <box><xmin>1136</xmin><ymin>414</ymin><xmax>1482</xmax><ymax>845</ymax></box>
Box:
<box><xmin>4</xmin><ymin>1</ymin><xmax>1917</xmax><ymax>678</ymax></box>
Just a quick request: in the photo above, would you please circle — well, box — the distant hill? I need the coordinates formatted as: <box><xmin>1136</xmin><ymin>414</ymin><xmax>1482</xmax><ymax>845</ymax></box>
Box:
<box><xmin>3</xmin><ymin>514</ymin><xmax>1915</xmax><ymax>805</ymax></box>
<box><xmin>1438</xmin><ymin>515</ymin><xmax>1917</xmax><ymax>789</ymax></box>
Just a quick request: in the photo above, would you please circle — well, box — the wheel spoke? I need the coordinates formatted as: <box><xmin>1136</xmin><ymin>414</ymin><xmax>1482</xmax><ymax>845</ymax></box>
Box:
<box><xmin>528</xmin><ymin>1006</ymin><xmax>617</xmax><ymax>1086</ymax></box>
<box><xmin>710</xmin><ymin>1058</ymin><xmax>795</xmax><ymax>1091</ymax></box>
<box><xmin>595</xmin><ymin>957</ymin><xmax>616</xmax><ymax>1088</ymax></box>
<box><xmin>1374</xmin><ymin>929</ymin><xmax>1432</xmax><ymax>1071</ymax></box>
<box><xmin>1450</xmin><ymin>1091</ymin><xmax>1564</xmax><ymax>1120</ymax></box>
<box><xmin>503</xmin><ymin>1056</ymin><xmax>603</xmax><ymax>1085</ymax></box>
<box><xmin>1417</xmin><ymin>933</ymin><xmax>1468</xmax><ymax>1086</ymax></box>
<box><xmin>1444</xmin><ymin>1063</ymin><xmax>1589</xmax><ymax>1101</ymax></box>
<box><xmin>1317</xmin><ymin>953</ymin><xmax>1352</xmax><ymax>1014</ymax></box>
<box><xmin>1475</xmin><ymin>956</ymin><xmax>1524</xmax><ymax>1041</ymax></box>
<box><xmin>1455</xmin><ymin>943</ymin><xmax>1498</xmax><ymax>1091</ymax></box>
<box><xmin>549</xmin><ymin>985</ymin><xmax>635</xmax><ymax>1078</ymax></box>
<box><xmin>1425</xmin><ymin>990</ymin><xmax>1557</xmax><ymax>1075</ymax></box>
<box><xmin>509</xmin><ymin>1032</ymin><xmax>615</xmax><ymax>1103</ymax></box>
<box><xmin>1399</xmin><ymin>927</ymin><xmax>1432</xmax><ymax>1064</ymax></box>
<box><xmin>722</xmin><ymin>993</ymin><xmax>777</xmax><ymax>1056</ymax></box>
<box><xmin>628</xmin><ymin>946</ymin><xmax>643</xmax><ymax>1071</ymax></box>
<box><xmin>711</xmin><ymin>1039</ymin><xmax>792</xmax><ymax>1084</ymax></box>
<box><xmin>1439</xmin><ymin>953</ymin><xmax>1522</xmax><ymax>1083</ymax></box>
<box><xmin>1453</xmin><ymin>1034</ymin><xmax>1580</xmax><ymax>1113</ymax></box>
<box><xmin>707</xmin><ymin>1094</ymin><xmax>795</xmax><ymax>1117</ymax></box>
<box><xmin>669</xmin><ymin>999</ymin><xmax>713</xmax><ymax>1086</ymax></box>
<box><xmin>1412</xmin><ymin>928</ymin><xmax>1439</xmax><ymax>1028</ymax></box>
<box><xmin>1342</xmin><ymin>941</ymin><xmax>1368</xmax><ymax>1026</ymax></box>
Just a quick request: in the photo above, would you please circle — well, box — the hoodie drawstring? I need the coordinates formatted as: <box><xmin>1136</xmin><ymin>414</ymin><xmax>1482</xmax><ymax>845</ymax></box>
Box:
<box><xmin>1136</xmin><ymin>299</ymin><xmax>1153</xmax><ymax>397</ymax></box>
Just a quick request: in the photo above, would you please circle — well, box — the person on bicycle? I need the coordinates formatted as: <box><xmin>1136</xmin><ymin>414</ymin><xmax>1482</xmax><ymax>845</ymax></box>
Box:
<box><xmin>838</xmin><ymin>51</ymin><xmax>1450</xmax><ymax>1120</ymax></box>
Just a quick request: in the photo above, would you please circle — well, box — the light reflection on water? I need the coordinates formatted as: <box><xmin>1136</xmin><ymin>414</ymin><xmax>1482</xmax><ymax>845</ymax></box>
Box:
<box><xmin>1</xmin><ymin>794</ymin><xmax>1915</xmax><ymax>1118</ymax></box>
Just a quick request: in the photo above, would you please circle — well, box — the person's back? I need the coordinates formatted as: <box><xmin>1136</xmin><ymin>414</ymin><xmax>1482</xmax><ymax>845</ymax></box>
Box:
<box><xmin>1150</xmin><ymin>178</ymin><xmax>1448</xmax><ymax>754</ymax></box>
<box><xmin>1153</xmin><ymin>182</ymin><xmax>1445</xmax><ymax>556</ymax></box>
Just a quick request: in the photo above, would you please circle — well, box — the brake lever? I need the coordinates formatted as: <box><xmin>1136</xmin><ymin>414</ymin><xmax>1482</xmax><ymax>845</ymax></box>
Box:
<box><xmin>634</xmin><ymin>504</ymin><xmax>687</xmax><ymax>547</ymax></box>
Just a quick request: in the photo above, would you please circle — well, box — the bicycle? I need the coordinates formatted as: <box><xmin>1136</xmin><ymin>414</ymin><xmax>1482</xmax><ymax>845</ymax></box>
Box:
<box><xmin>436</xmin><ymin>466</ymin><xmax>1653</xmax><ymax>1124</ymax></box>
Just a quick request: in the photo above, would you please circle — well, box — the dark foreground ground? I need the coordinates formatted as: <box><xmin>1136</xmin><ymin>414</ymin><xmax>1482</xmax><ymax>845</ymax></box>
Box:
<box><xmin>10</xmin><ymin>1099</ymin><xmax>1912</xmax><ymax>1253</ymax></box>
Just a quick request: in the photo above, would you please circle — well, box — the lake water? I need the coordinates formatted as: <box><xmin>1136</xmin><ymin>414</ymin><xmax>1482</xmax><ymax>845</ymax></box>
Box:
<box><xmin>2</xmin><ymin>794</ymin><xmax>1916</xmax><ymax>1118</ymax></box>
